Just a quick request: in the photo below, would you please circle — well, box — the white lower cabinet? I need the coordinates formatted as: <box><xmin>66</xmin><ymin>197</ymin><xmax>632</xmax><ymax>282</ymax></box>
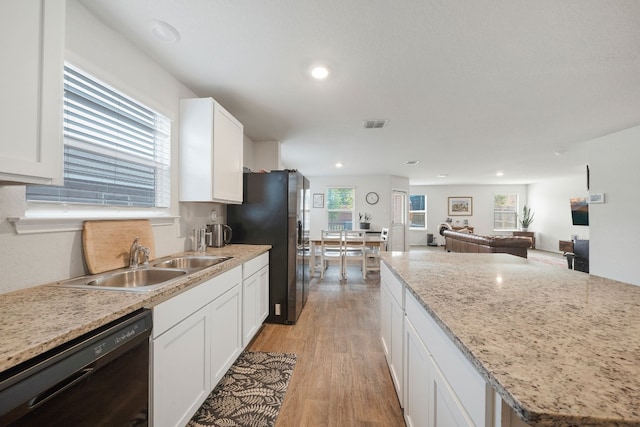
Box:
<box><xmin>151</xmin><ymin>265</ymin><xmax>242</xmax><ymax>427</ymax></box>
<box><xmin>405</xmin><ymin>290</ymin><xmax>491</xmax><ymax>427</ymax></box>
<box><xmin>404</xmin><ymin>290</ymin><xmax>532</xmax><ymax>427</ymax></box>
<box><xmin>405</xmin><ymin>316</ymin><xmax>477</xmax><ymax>427</ymax></box>
<box><xmin>404</xmin><ymin>319</ymin><xmax>431</xmax><ymax>427</ymax></box>
<box><xmin>152</xmin><ymin>305</ymin><xmax>211</xmax><ymax>427</ymax></box>
<box><xmin>242</xmin><ymin>252</ymin><xmax>269</xmax><ymax>346</ymax></box>
<box><xmin>380</xmin><ymin>263</ymin><xmax>404</xmax><ymax>406</ymax></box>
<box><xmin>210</xmin><ymin>283</ymin><xmax>243</xmax><ymax>385</ymax></box>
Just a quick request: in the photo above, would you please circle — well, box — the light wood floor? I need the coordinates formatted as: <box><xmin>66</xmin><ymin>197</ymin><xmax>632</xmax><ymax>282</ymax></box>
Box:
<box><xmin>247</xmin><ymin>265</ymin><xmax>406</xmax><ymax>427</ymax></box>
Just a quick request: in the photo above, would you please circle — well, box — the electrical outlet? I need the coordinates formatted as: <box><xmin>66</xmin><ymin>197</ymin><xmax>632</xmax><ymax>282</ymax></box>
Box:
<box><xmin>275</xmin><ymin>304</ymin><xmax>281</xmax><ymax>316</ymax></box>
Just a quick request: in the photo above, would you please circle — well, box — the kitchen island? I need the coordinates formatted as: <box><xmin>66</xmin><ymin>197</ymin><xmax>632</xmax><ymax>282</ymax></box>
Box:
<box><xmin>381</xmin><ymin>250</ymin><xmax>640</xmax><ymax>427</ymax></box>
<box><xmin>0</xmin><ymin>244</ymin><xmax>270</xmax><ymax>373</ymax></box>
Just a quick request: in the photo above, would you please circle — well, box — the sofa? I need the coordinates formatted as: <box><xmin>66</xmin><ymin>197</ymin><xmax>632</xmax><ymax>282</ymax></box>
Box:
<box><xmin>443</xmin><ymin>229</ymin><xmax>532</xmax><ymax>258</ymax></box>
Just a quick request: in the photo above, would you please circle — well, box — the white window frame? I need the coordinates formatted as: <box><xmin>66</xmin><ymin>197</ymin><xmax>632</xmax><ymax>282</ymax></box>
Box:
<box><xmin>326</xmin><ymin>187</ymin><xmax>355</xmax><ymax>231</ymax></box>
<box><xmin>493</xmin><ymin>193</ymin><xmax>519</xmax><ymax>231</ymax></box>
<box><xmin>409</xmin><ymin>194</ymin><xmax>427</xmax><ymax>230</ymax></box>
<box><xmin>12</xmin><ymin>64</ymin><xmax>175</xmax><ymax>235</ymax></box>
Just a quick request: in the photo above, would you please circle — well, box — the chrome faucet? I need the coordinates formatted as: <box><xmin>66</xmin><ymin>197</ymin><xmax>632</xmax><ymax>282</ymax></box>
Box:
<box><xmin>129</xmin><ymin>237</ymin><xmax>150</xmax><ymax>268</ymax></box>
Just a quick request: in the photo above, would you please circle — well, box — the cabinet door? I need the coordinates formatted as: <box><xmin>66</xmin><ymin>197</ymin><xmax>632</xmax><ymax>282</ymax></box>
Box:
<box><xmin>380</xmin><ymin>281</ymin><xmax>392</xmax><ymax>359</ymax></box>
<box><xmin>0</xmin><ymin>0</ymin><xmax>64</xmax><ymax>184</ymax></box>
<box><xmin>179</xmin><ymin>98</ymin><xmax>243</xmax><ymax>203</ymax></box>
<box><xmin>212</xmin><ymin>105</ymin><xmax>243</xmax><ymax>203</ymax></box>
<box><xmin>152</xmin><ymin>306</ymin><xmax>211</xmax><ymax>427</ymax></box>
<box><xmin>431</xmin><ymin>358</ymin><xmax>475</xmax><ymax>427</ymax></box>
<box><xmin>210</xmin><ymin>283</ymin><xmax>243</xmax><ymax>386</ymax></box>
<box><xmin>242</xmin><ymin>263</ymin><xmax>269</xmax><ymax>346</ymax></box>
<box><xmin>242</xmin><ymin>269</ymin><xmax>259</xmax><ymax>346</ymax></box>
<box><xmin>404</xmin><ymin>319</ymin><xmax>431</xmax><ymax>427</ymax></box>
<box><xmin>380</xmin><ymin>277</ymin><xmax>404</xmax><ymax>405</ymax></box>
<box><xmin>389</xmin><ymin>293</ymin><xmax>404</xmax><ymax>405</ymax></box>
<box><xmin>257</xmin><ymin>265</ymin><xmax>269</xmax><ymax>324</ymax></box>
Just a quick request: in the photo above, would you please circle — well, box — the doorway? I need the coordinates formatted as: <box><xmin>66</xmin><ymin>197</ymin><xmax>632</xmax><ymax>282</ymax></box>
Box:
<box><xmin>390</xmin><ymin>190</ymin><xmax>407</xmax><ymax>251</ymax></box>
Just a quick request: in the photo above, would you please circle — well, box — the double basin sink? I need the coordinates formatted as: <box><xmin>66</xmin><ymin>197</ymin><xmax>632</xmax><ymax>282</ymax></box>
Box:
<box><xmin>53</xmin><ymin>255</ymin><xmax>232</xmax><ymax>292</ymax></box>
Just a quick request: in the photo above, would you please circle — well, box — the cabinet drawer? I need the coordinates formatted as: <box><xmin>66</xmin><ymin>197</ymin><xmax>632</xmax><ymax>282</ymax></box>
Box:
<box><xmin>406</xmin><ymin>291</ymin><xmax>491</xmax><ymax>427</ymax></box>
<box><xmin>153</xmin><ymin>266</ymin><xmax>242</xmax><ymax>338</ymax></box>
<box><xmin>243</xmin><ymin>252</ymin><xmax>269</xmax><ymax>279</ymax></box>
<box><xmin>381</xmin><ymin>262</ymin><xmax>404</xmax><ymax>308</ymax></box>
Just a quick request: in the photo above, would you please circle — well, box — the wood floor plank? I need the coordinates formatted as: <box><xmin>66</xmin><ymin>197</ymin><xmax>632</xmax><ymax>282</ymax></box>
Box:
<box><xmin>247</xmin><ymin>266</ymin><xmax>405</xmax><ymax>427</ymax></box>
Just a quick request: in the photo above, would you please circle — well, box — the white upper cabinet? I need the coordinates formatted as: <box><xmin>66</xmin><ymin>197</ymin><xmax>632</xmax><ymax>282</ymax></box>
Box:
<box><xmin>179</xmin><ymin>97</ymin><xmax>244</xmax><ymax>204</ymax></box>
<box><xmin>0</xmin><ymin>0</ymin><xmax>65</xmax><ymax>185</ymax></box>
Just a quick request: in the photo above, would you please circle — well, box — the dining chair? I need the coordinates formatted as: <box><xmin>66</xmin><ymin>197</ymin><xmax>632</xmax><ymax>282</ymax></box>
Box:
<box><xmin>366</xmin><ymin>227</ymin><xmax>388</xmax><ymax>274</ymax></box>
<box><xmin>320</xmin><ymin>230</ymin><xmax>343</xmax><ymax>279</ymax></box>
<box><xmin>343</xmin><ymin>230</ymin><xmax>367</xmax><ymax>279</ymax></box>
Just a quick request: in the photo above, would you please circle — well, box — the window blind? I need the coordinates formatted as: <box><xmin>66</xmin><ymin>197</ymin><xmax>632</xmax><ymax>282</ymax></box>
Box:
<box><xmin>27</xmin><ymin>65</ymin><xmax>171</xmax><ymax>208</ymax></box>
<box><xmin>494</xmin><ymin>193</ymin><xmax>518</xmax><ymax>230</ymax></box>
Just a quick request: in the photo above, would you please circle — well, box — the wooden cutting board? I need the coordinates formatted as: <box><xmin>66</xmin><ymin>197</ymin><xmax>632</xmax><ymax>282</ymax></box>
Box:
<box><xmin>82</xmin><ymin>219</ymin><xmax>156</xmax><ymax>274</ymax></box>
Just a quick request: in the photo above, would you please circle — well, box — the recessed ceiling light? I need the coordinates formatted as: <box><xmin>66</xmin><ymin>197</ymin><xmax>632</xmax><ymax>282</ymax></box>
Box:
<box><xmin>311</xmin><ymin>65</ymin><xmax>330</xmax><ymax>80</ymax></box>
<box><xmin>149</xmin><ymin>19</ymin><xmax>181</xmax><ymax>43</ymax></box>
<box><xmin>405</xmin><ymin>160</ymin><xmax>420</xmax><ymax>165</ymax></box>
<box><xmin>437</xmin><ymin>174</ymin><xmax>448</xmax><ymax>178</ymax></box>
<box><xmin>335</xmin><ymin>162</ymin><xmax>343</xmax><ymax>168</ymax></box>
<box><xmin>496</xmin><ymin>171</ymin><xmax>504</xmax><ymax>177</ymax></box>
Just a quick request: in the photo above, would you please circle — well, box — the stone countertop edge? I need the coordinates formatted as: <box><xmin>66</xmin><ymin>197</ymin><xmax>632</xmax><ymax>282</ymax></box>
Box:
<box><xmin>380</xmin><ymin>252</ymin><xmax>640</xmax><ymax>427</ymax></box>
<box><xmin>0</xmin><ymin>244</ymin><xmax>271</xmax><ymax>373</ymax></box>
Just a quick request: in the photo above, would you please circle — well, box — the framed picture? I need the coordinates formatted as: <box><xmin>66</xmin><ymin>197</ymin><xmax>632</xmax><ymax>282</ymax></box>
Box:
<box><xmin>448</xmin><ymin>196</ymin><xmax>472</xmax><ymax>216</ymax></box>
<box><xmin>313</xmin><ymin>193</ymin><xmax>324</xmax><ymax>208</ymax></box>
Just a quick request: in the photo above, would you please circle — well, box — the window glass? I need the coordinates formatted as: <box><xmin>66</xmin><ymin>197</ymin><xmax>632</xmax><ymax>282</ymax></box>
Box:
<box><xmin>26</xmin><ymin>64</ymin><xmax>171</xmax><ymax>209</ymax></box>
<box><xmin>494</xmin><ymin>193</ymin><xmax>518</xmax><ymax>230</ymax></box>
<box><xmin>326</xmin><ymin>188</ymin><xmax>354</xmax><ymax>230</ymax></box>
<box><xmin>409</xmin><ymin>194</ymin><xmax>427</xmax><ymax>229</ymax></box>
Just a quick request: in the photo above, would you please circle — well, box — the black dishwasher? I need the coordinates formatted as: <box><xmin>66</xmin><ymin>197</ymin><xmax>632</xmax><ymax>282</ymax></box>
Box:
<box><xmin>0</xmin><ymin>309</ymin><xmax>152</xmax><ymax>426</ymax></box>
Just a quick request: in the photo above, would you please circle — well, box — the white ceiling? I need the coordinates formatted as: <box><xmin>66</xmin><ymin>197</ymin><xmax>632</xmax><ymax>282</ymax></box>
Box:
<box><xmin>78</xmin><ymin>0</ymin><xmax>640</xmax><ymax>185</ymax></box>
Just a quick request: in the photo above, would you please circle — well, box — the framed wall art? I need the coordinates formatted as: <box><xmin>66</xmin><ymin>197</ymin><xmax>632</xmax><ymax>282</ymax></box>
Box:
<box><xmin>313</xmin><ymin>193</ymin><xmax>324</xmax><ymax>208</ymax></box>
<box><xmin>448</xmin><ymin>196</ymin><xmax>472</xmax><ymax>216</ymax></box>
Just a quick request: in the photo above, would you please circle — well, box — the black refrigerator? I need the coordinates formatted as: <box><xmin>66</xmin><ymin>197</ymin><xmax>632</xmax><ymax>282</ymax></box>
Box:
<box><xmin>227</xmin><ymin>170</ymin><xmax>310</xmax><ymax>324</ymax></box>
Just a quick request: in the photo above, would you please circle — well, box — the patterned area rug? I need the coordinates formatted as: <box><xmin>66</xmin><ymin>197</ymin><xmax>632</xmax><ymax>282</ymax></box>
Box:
<box><xmin>188</xmin><ymin>351</ymin><xmax>297</xmax><ymax>427</ymax></box>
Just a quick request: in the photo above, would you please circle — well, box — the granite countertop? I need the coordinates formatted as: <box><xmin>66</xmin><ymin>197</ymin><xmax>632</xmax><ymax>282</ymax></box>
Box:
<box><xmin>381</xmin><ymin>251</ymin><xmax>640</xmax><ymax>427</ymax></box>
<box><xmin>0</xmin><ymin>244</ymin><xmax>270</xmax><ymax>373</ymax></box>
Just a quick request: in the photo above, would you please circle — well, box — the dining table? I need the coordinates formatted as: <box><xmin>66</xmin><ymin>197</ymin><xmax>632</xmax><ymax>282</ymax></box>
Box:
<box><xmin>308</xmin><ymin>234</ymin><xmax>382</xmax><ymax>277</ymax></box>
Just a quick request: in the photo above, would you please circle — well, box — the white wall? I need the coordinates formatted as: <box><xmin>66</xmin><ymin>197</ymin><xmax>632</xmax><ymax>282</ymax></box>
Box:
<box><xmin>408</xmin><ymin>184</ymin><xmax>528</xmax><ymax>246</ymax></box>
<box><xmin>587</xmin><ymin>125</ymin><xmax>640</xmax><ymax>285</ymax></box>
<box><xmin>0</xmin><ymin>0</ymin><xmax>216</xmax><ymax>293</ymax></box>
<box><xmin>243</xmin><ymin>134</ymin><xmax>255</xmax><ymax>172</ymax></box>
<box><xmin>527</xmin><ymin>175</ymin><xmax>589</xmax><ymax>252</ymax></box>
<box><xmin>253</xmin><ymin>140</ymin><xmax>282</xmax><ymax>172</ymax></box>
<box><xmin>308</xmin><ymin>174</ymin><xmax>409</xmax><ymax>243</ymax></box>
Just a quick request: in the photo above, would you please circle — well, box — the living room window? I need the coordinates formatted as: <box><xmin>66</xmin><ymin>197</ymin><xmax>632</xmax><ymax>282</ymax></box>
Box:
<box><xmin>409</xmin><ymin>194</ymin><xmax>427</xmax><ymax>229</ymax></box>
<box><xmin>326</xmin><ymin>187</ymin><xmax>355</xmax><ymax>230</ymax></box>
<box><xmin>494</xmin><ymin>193</ymin><xmax>518</xmax><ymax>230</ymax></box>
<box><xmin>26</xmin><ymin>64</ymin><xmax>171</xmax><ymax>210</ymax></box>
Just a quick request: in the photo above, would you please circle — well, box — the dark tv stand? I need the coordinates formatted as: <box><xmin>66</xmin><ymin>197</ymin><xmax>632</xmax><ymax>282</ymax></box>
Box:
<box><xmin>559</xmin><ymin>239</ymin><xmax>589</xmax><ymax>273</ymax></box>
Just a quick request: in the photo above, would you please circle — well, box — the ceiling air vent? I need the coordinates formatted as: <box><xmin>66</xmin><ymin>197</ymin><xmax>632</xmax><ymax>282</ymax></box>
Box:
<box><xmin>362</xmin><ymin>119</ymin><xmax>388</xmax><ymax>129</ymax></box>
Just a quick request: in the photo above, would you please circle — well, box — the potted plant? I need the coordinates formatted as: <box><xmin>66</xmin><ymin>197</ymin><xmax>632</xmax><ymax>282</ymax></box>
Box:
<box><xmin>520</xmin><ymin>205</ymin><xmax>535</xmax><ymax>231</ymax></box>
<box><xmin>359</xmin><ymin>212</ymin><xmax>372</xmax><ymax>230</ymax></box>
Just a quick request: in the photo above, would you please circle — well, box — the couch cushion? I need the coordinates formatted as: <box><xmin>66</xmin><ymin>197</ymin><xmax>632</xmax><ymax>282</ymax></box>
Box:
<box><xmin>443</xmin><ymin>230</ymin><xmax>532</xmax><ymax>248</ymax></box>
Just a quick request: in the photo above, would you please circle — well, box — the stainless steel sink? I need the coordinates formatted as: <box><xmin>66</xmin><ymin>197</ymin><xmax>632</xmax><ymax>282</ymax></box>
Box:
<box><xmin>54</xmin><ymin>268</ymin><xmax>188</xmax><ymax>292</ymax></box>
<box><xmin>52</xmin><ymin>255</ymin><xmax>232</xmax><ymax>292</ymax></box>
<box><xmin>152</xmin><ymin>255</ymin><xmax>232</xmax><ymax>271</ymax></box>
<box><xmin>87</xmin><ymin>269</ymin><xmax>186</xmax><ymax>288</ymax></box>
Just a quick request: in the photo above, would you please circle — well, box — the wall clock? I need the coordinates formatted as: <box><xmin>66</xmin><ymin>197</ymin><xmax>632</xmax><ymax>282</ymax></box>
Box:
<box><xmin>366</xmin><ymin>192</ymin><xmax>379</xmax><ymax>205</ymax></box>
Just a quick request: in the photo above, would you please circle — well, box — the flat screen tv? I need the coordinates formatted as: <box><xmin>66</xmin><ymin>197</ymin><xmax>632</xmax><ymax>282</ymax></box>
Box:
<box><xmin>570</xmin><ymin>197</ymin><xmax>589</xmax><ymax>226</ymax></box>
